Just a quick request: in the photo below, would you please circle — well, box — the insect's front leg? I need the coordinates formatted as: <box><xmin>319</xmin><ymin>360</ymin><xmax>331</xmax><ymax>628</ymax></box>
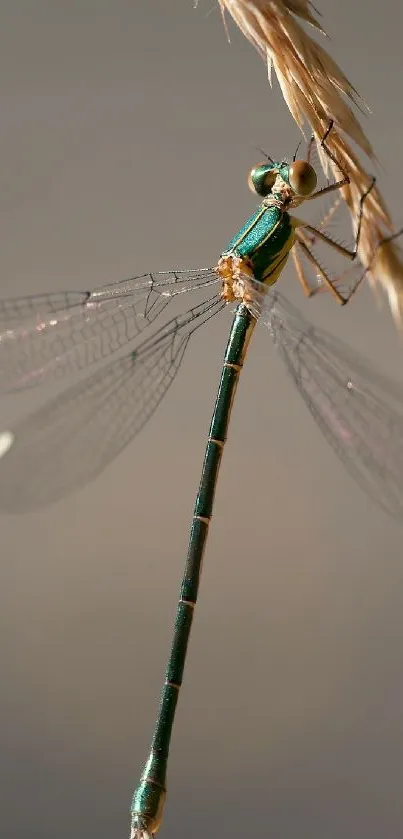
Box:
<box><xmin>305</xmin><ymin>120</ymin><xmax>351</xmax><ymax>203</ymax></box>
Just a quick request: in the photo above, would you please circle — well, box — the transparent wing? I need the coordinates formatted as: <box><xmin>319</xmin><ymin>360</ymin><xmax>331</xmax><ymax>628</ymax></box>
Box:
<box><xmin>0</xmin><ymin>295</ymin><xmax>224</xmax><ymax>513</ymax></box>
<box><xmin>259</xmin><ymin>288</ymin><xmax>403</xmax><ymax>521</ymax></box>
<box><xmin>0</xmin><ymin>268</ymin><xmax>219</xmax><ymax>394</ymax></box>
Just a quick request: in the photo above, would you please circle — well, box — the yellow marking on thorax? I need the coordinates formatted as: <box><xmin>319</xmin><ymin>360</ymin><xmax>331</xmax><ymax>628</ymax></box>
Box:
<box><xmin>262</xmin><ymin>225</ymin><xmax>296</xmax><ymax>286</ymax></box>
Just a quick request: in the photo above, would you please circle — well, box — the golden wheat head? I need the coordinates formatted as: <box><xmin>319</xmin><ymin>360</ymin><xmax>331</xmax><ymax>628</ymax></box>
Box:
<box><xmin>217</xmin><ymin>0</ymin><xmax>403</xmax><ymax>324</ymax></box>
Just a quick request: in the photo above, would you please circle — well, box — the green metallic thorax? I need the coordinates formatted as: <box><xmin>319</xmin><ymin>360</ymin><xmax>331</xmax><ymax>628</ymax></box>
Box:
<box><xmin>223</xmin><ymin>204</ymin><xmax>295</xmax><ymax>285</ymax></box>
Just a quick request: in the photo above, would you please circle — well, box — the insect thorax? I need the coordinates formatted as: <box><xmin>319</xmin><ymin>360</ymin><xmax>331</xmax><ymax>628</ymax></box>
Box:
<box><xmin>217</xmin><ymin>202</ymin><xmax>296</xmax><ymax>303</ymax></box>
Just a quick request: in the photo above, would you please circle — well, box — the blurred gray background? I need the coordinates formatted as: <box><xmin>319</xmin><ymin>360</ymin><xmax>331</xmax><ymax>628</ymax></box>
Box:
<box><xmin>1</xmin><ymin>1</ymin><xmax>403</xmax><ymax>836</ymax></box>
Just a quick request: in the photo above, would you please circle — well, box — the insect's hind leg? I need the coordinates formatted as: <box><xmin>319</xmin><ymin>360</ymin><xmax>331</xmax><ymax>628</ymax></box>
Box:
<box><xmin>294</xmin><ymin>217</ymin><xmax>403</xmax><ymax>308</ymax></box>
<box><xmin>292</xmin><ymin>243</ymin><xmax>323</xmax><ymax>300</ymax></box>
<box><xmin>292</xmin><ymin>235</ymin><xmax>349</xmax><ymax>304</ymax></box>
<box><xmin>303</xmin><ymin>174</ymin><xmax>376</xmax><ymax>265</ymax></box>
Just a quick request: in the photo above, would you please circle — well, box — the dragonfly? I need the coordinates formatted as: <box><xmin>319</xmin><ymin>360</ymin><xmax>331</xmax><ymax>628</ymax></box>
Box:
<box><xmin>1</xmin><ymin>122</ymin><xmax>403</xmax><ymax>838</ymax></box>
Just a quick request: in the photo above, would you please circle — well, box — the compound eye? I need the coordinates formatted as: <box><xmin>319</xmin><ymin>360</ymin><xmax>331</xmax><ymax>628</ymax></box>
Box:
<box><xmin>288</xmin><ymin>161</ymin><xmax>317</xmax><ymax>196</ymax></box>
<box><xmin>248</xmin><ymin>164</ymin><xmax>277</xmax><ymax>197</ymax></box>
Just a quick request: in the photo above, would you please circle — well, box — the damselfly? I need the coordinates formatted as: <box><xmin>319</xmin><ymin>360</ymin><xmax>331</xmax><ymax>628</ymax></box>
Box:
<box><xmin>1</xmin><ymin>124</ymin><xmax>402</xmax><ymax>837</ymax></box>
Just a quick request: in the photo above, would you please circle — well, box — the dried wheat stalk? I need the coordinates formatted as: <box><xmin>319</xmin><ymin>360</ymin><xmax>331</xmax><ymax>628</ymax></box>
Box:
<box><xmin>216</xmin><ymin>0</ymin><xmax>403</xmax><ymax>323</ymax></box>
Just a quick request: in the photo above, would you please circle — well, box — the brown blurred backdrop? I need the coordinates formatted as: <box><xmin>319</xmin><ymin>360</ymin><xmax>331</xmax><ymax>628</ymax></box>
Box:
<box><xmin>1</xmin><ymin>1</ymin><xmax>403</xmax><ymax>837</ymax></box>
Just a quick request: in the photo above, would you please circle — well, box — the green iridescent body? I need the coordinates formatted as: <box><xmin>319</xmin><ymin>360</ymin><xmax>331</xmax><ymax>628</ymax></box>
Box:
<box><xmin>131</xmin><ymin>197</ymin><xmax>295</xmax><ymax>836</ymax></box>
<box><xmin>223</xmin><ymin>202</ymin><xmax>296</xmax><ymax>285</ymax></box>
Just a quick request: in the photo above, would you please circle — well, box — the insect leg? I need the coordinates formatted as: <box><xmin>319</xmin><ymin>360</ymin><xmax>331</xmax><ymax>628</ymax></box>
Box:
<box><xmin>310</xmin><ymin>174</ymin><xmax>375</xmax><ymax>254</ymax></box>
<box><xmin>293</xmin><ymin>235</ymin><xmax>348</xmax><ymax>304</ymax></box>
<box><xmin>304</xmin><ymin>120</ymin><xmax>350</xmax><ymax>202</ymax></box>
